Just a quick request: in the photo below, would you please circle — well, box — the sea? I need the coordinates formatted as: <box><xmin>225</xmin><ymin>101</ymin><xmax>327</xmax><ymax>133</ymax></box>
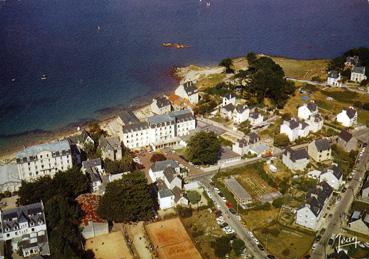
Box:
<box><xmin>1</xmin><ymin>0</ymin><xmax>369</xmax><ymax>153</ymax></box>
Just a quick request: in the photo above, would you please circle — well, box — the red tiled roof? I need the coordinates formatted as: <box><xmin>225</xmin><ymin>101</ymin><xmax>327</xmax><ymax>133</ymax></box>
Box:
<box><xmin>75</xmin><ymin>194</ymin><xmax>105</xmax><ymax>226</ymax></box>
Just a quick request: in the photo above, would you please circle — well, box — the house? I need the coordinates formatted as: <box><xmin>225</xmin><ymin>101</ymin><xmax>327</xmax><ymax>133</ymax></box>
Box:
<box><xmin>99</xmin><ymin>136</ymin><xmax>122</xmax><ymax>161</ymax></box>
<box><xmin>327</xmin><ymin>70</ymin><xmax>343</xmax><ymax>87</ymax></box>
<box><xmin>82</xmin><ymin>159</ymin><xmax>104</xmax><ymax>193</ymax></box>
<box><xmin>224</xmin><ymin>177</ymin><xmax>252</xmax><ymax>206</ymax></box>
<box><xmin>233</xmin><ymin>105</ymin><xmax>250</xmax><ymax>124</ymax></box>
<box><xmin>163</xmin><ymin>167</ymin><xmax>183</xmax><ymax>190</ymax></box>
<box><xmin>232</xmin><ymin>132</ymin><xmax>260</xmax><ymax>156</ymax></box>
<box><xmin>350</xmin><ymin>66</ymin><xmax>367</xmax><ymax>83</ymax></box>
<box><xmin>175</xmin><ymin>81</ymin><xmax>199</xmax><ymax>104</ymax></box>
<box><xmin>151</xmin><ymin>96</ymin><xmax>172</xmax><ymax>115</ymax></box>
<box><xmin>345</xmin><ymin>56</ymin><xmax>360</xmax><ymax>69</ymax></box>
<box><xmin>69</xmin><ymin>130</ymin><xmax>95</xmax><ymax>149</ymax></box>
<box><xmin>222</xmin><ymin>93</ymin><xmax>236</xmax><ymax>106</ymax></box>
<box><xmin>308</xmin><ymin>138</ymin><xmax>331</xmax><ymax>162</ymax></box>
<box><xmin>0</xmin><ymin>164</ymin><xmax>21</xmax><ymax>193</ymax></box>
<box><xmin>296</xmin><ymin>182</ymin><xmax>333</xmax><ymax>230</ymax></box>
<box><xmin>306</xmin><ymin>113</ymin><xmax>324</xmax><ymax>133</ymax></box>
<box><xmin>122</xmin><ymin>109</ymin><xmax>196</xmax><ymax>150</ymax></box>
<box><xmin>348</xmin><ymin>211</ymin><xmax>369</xmax><ymax>236</ymax></box>
<box><xmin>148</xmin><ymin>160</ymin><xmax>180</xmax><ymax>183</ymax></box>
<box><xmin>158</xmin><ymin>186</ymin><xmax>175</xmax><ymax>209</ymax></box>
<box><xmin>168</xmin><ymin>94</ymin><xmax>192</xmax><ymax>111</ymax></box>
<box><xmin>336</xmin><ymin>107</ymin><xmax>357</xmax><ymax>127</ymax></box>
<box><xmin>282</xmin><ymin>147</ymin><xmax>309</xmax><ymax>171</ymax></box>
<box><xmin>298</xmin><ymin>101</ymin><xmax>318</xmax><ymax>120</ymax></box>
<box><xmin>361</xmin><ymin>178</ymin><xmax>369</xmax><ymax>199</ymax></box>
<box><xmin>319</xmin><ymin>164</ymin><xmax>343</xmax><ymax>190</ymax></box>
<box><xmin>75</xmin><ymin>194</ymin><xmax>109</xmax><ymax>239</ymax></box>
<box><xmin>220</xmin><ymin>103</ymin><xmax>235</xmax><ymax>120</ymax></box>
<box><xmin>248</xmin><ymin>112</ymin><xmax>263</xmax><ymax>126</ymax></box>
<box><xmin>16</xmin><ymin>140</ymin><xmax>74</xmax><ymax>181</ymax></box>
<box><xmin>0</xmin><ymin>202</ymin><xmax>50</xmax><ymax>257</ymax></box>
<box><xmin>217</xmin><ymin>147</ymin><xmax>242</xmax><ymax>166</ymax></box>
<box><xmin>337</xmin><ymin>130</ymin><xmax>358</xmax><ymax>152</ymax></box>
<box><xmin>280</xmin><ymin>118</ymin><xmax>310</xmax><ymax>142</ymax></box>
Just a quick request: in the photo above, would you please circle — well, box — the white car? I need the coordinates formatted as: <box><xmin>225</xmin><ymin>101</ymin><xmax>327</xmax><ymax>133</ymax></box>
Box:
<box><xmin>214</xmin><ymin>187</ymin><xmax>220</xmax><ymax>192</ymax></box>
<box><xmin>312</xmin><ymin>243</ymin><xmax>318</xmax><ymax>250</ymax></box>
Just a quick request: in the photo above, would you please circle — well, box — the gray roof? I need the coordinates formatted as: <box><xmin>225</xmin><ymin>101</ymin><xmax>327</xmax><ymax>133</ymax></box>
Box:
<box><xmin>328</xmin><ymin>70</ymin><xmax>339</xmax><ymax>79</ymax></box>
<box><xmin>314</xmin><ymin>138</ymin><xmax>331</xmax><ymax>151</ymax></box>
<box><xmin>151</xmin><ymin>160</ymin><xmax>179</xmax><ymax>172</ymax></box>
<box><xmin>248</xmin><ymin>132</ymin><xmax>260</xmax><ymax>144</ymax></box>
<box><xmin>249</xmin><ymin>112</ymin><xmax>260</xmax><ymax>119</ymax></box>
<box><xmin>305</xmin><ymin>181</ymin><xmax>333</xmax><ymax>216</ymax></box>
<box><xmin>118</xmin><ymin>111</ymin><xmax>140</xmax><ymax>125</ymax></box>
<box><xmin>223</xmin><ymin>103</ymin><xmax>235</xmax><ymax>112</ymax></box>
<box><xmin>148</xmin><ymin>114</ymin><xmax>175</xmax><ymax>125</ymax></box>
<box><xmin>338</xmin><ymin>130</ymin><xmax>353</xmax><ymax>142</ymax></box>
<box><xmin>99</xmin><ymin>136</ymin><xmax>121</xmax><ymax>151</ymax></box>
<box><xmin>344</xmin><ymin>107</ymin><xmax>357</xmax><ymax>119</ymax></box>
<box><xmin>223</xmin><ymin>93</ymin><xmax>235</xmax><ymax>100</ymax></box>
<box><xmin>16</xmin><ymin>140</ymin><xmax>71</xmax><ymax>159</ymax></box>
<box><xmin>123</xmin><ymin>122</ymin><xmax>149</xmax><ymax>133</ymax></box>
<box><xmin>345</xmin><ymin>56</ymin><xmax>359</xmax><ymax>65</ymax></box>
<box><xmin>163</xmin><ymin>167</ymin><xmax>176</xmax><ymax>183</ymax></box>
<box><xmin>87</xmin><ymin>169</ymin><xmax>102</xmax><ymax>183</ymax></box>
<box><xmin>352</xmin><ymin>66</ymin><xmax>366</xmax><ymax>74</ymax></box>
<box><xmin>0</xmin><ymin>164</ymin><xmax>21</xmax><ymax>185</ymax></box>
<box><xmin>285</xmin><ymin>147</ymin><xmax>309</xmax><ymax>162</ymax></box>
<box><xmin>224</xmin><ymin>177</ymin><xmax>252</xmax><ymax>202</ymax></box>
<box><xmin>288</xmin><ymin>118</ymin><xmax>300</xmax><ymax>129</ymax></box>
<box><xmin>154</xmin><ymin>96</ymin><xmax>171</xmax><ymax>108</ymax></box>
<box><xmin>307</xmin><ymin>101</ymin><xmax>317</xmax><ymax>112</ymax></box>
<box><xmin>331</xmin><ymin>164</ymin><xmax>342</xmax><ymax>180</ymax></box>
<box><xmin>158</xmin><ymin>187</ymin><xmax>174</xmax><ymax>198</ymax></box>
<box><xmin>170</xmin><ymin>109</ymin><xmax>195</xmax><ymax>122</ymax></box>
<box><xmin>82</xmin><ymin>158</ymin><xmax>102</xmax><ymax>169</ymax></box>
<box><xmin>362</xmin><ymin>178</ymin><xmax>369</xmax><ymax>190</ymax></box>
<box><xmin>235</xmin><ymin>104</ymin><xmax>248</xmax><ymax>113</ymax></box>
<box><xmin>183</xmin><ymin>81</ymin><xmax>197</xmax><ymax>95</ymax></box>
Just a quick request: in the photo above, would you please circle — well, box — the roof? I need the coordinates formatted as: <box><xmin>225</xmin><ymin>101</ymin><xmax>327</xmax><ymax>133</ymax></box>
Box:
<box><xmin>328</xmin><ymin>70</ymin><xmax>339</xmax><ymax>79</ymax></box>
<box><xmin>123</xmin><ymin>122</ymin><xmax>149</xmax><ymax>133</ymax></box>
<box><xmin>172</xmin><ymin>186</ymin><xmax>182</xmax><ymax>202</ymax></box>
<box><xmin>154</xmin><ymin>96</ymin><xmax>171</xmax><ymax>108</ymax></box>
<box><xmin>344</xmin><ymin>107</ymin><xmax>357</xmax><ymax>119</ymax></box>
<box><xmin>99</xmin><ymin>136</ymin><xmax>121</xmax><ymax>151</ymax></box>
<box><xmin>82</xmin><ymin>158</ymin><xmax>102</xmax><ymax>169</ymax></box>
<box><xmin>235</xmin><ymin>104</ymin><xmax>248</xmax><ymax>113</ymax></box>
<box><xmin>0</xmin><ymin>164</ymin><xmax>21</xmax><ymax>185</ymax></box>
<box><xmin>284</xmin><ymin>147</ymin><xmax>309</xmax><ymax>162</ymax></box>
<box><xmin>151</xmin><ymin>160</ymin><xmax>179</xmax><ymax>172</ymax></box>
<box><xmin>75</xmin><ymin>194</ymin><xmax>106</xmax><ymax>226</ymax></box>
<box><xmin>163</xmin><ymin>167</ymin><xmax>176</xmax><ymax>183</ymax></box>
<box><xmin>16</xmin><ymin>140</ymin><xmax>71</xmax><ymax>159</ymax></box>
<box><xmin>307</xmin><ymin>101</ymin><xmax>317</xmax><ymax>112</ymax></box>
<box><xmin>362</xmin><ymin>178</ymin><xmax>369</xmax><ymax>190</ymax></box>
<box><xmin>352</xmin><ymin>66</ymin><xmax>366</xmax><ymax>74</ymax></box>
<box><xmin>147</xmin><ymin>109</ymin><xmax>194</xmax><ymax>126</ymax></box>
<box><xmin>331</xmin><ymin>164</ymin><xmax>342</xmax><ymax>180</ymax></box>
<box><xmin>158</xmin><ymin>188</ymin><xmax>174</xmax><ymax>198</ymax></box>
<box><xmin>305</xmin><ymin>182</ymin><xmax>333</xmax><ymax>216</ymax></box>
<box><xmin>287</xmin><ymin>118</ymin><xmax>300</xmax><ymax>129</ymax></box>
<box><xmin>249</xmin><ymin>112</ymin><xmax>260</xmax><ymax>119</ymax></box>
<box><xmin>223</xmin><ymin>93</ymin><xmax>235</xmax><ymax>100</ymax></box>
<box><xmin>224</xmin><ymin>177</ymin><xmax>252</xmax><ymax>202</ymax></box>
<box><xmin>248</xmin><ymin>132</ymin><xmax>260</xmax><ymax>144</ymax></box>
<box><xmin>118</xmin><ymin>111</ymin><xmax>140</xmax><ymax>125</ymax></box>
<box><xmin>338</xmin><ymin>130</ymin><xmax>353</xmax><ymax>142</ymax></box>
<box><xmin>223</xmin><ymin>103</ymin><xmax>235</xmax><ymax>112</ymax></box>
<box><xmin>183</xmin><ymin>81</ymin><xmax>197</xmax><ymax>95</ymax></box>
<box><xmin>327</xmin><ymin>250</ymin><xmax>350</xmax><ymax>259</ymax></box>
<box><xmin>314</xmin><ymin>138</ymin><xmax>331</xmax><ymax>151</ymax></box>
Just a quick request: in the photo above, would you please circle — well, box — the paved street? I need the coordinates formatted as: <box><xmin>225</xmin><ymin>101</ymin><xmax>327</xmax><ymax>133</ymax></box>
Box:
<box><xmin>311</xmin><ymin>146</ymin><xmax>369</xmax><ymax>259</ymax></box>
<box><xmin>198</xmin><ymin>176</ymin><xmax>267</xmax><ymax>259</ymax></box>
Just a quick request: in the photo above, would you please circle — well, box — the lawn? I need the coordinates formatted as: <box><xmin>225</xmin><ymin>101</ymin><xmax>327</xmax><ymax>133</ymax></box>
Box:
<box><xmin>254</xmin><ymin>223</ymin><xmax>315</xmax><ymax>258</ymax></box>
<box><xmin>181</xmin><ymin>209</ymin><xmax>228</xmax><ymax>259</ymax></box>
<box><xmin>196</xmin><ymin>73</ymin><xmax>227</xmax><ymax>90</ymax></box>
<box><xmin>241</xmin><ymin>208</ymin><xmax>280</xmax><ymax>230</ymax></box>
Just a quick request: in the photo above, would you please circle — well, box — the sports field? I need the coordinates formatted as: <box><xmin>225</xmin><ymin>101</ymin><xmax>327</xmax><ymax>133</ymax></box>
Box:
<box><xmin>146</xmin><ymin>217</ymin><xmax>202</xmax><ymax>259</ymax></box>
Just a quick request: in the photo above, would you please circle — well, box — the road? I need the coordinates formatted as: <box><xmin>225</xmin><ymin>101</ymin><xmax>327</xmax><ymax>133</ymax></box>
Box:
<box><xmin>311</xmin><ymin>146</ymin><xmax>369</xmax><ymax>259</ymax></box>
<box><xmin>199</xmin><ymin>176</ymin><xmax>267</xmax><ymax>259</ymax></box>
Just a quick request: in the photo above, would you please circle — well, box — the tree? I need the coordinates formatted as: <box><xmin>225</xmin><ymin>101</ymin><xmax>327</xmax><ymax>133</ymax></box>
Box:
<box><xmin>185</xmin><ymin>131</ymin><xmax>221</xmax><ymax>165</ymax></box>
<box><xmin>104</xmin><ymin>155</ymin><xmax>134</xmax><ymax>175</ymax></box>
<box><xmin>274</xmin><ymin>134</ymin><xmax>290</xmax><ymax>147</ymax></box>
<box><xmin>219</xmin><ymin>58</ymin><xmax>234</xmax><ymax>73</ymax></box>
<box><xmin>150</xmin><ymin>152</ymin><xmax>166</xmax><ymax>163</ymax></box>
<box><xmin>246</xmin><ymin>52</ymin><xmax>257</xmax><ymax>65</ymax></box>
<box><xmin>238</xmin><ymin>120</ymin><xmax>251</xmax><ymax>135</ymax></box>
<box><xmin>187</xmin><ymin>191</ymin><xmax>201</xmax><ymax>205</ymax></box>
<box><xmin>232</xmin><ymin>238</ymin><xmax>246</xmax><ymax>256</ymax></box>
<box><xmin>272</xmin><ymin>197</ymin><xmax>284</xmax><ymax>208</ymax></box>
<box><xmin>211</xmin><ymin>236</ymin><xmax>232</xmax><ymax>258</ymax></box>
<box><xmin>97</xmin><ymin>172</ymin><xmax>155</xmax><ymax>222</ymax></box>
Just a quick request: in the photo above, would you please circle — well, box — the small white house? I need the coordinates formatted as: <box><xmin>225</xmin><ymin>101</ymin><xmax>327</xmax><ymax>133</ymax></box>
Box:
<box><xmin>361</xmin><ymin>179</ymin><xmax>369</xmax><ymax>199</ymax></box>
<box><xmin>233</xmin><ymin>105</ymin><xmax>250</xmax><ymax>124</ymax></box>
<box><xmin>222</xmin><ymin>93</ymin><xmax>236</xmax><ymax>107</ymax></box>
<box><xmin>232</xmin><ymin>132</ymin><xmax>260</xmax><ymax>155</ymax></box>
<box><xmin>327</xmin><ymin>70</ymin><xmax>343</xmax><ymax>87</ymax></box>
<box><xmin>282</xmin><ymin>147</ymin><xmax>309</xmax><ymax>171</ymax></box>
<box><xmin>319</xmin><ymin>164</ymin><xmax>342</xmax><ymax>190</ymax></box>
<box><xmin>149</xmin><ymin>160</ymin><xmax>180</xmax><ymax>183</ymax></box>
<box><xmin>298</xmin><ymin>101</ymin><xmax>318</xmax><ymax>120</ymax></box>
<box><xmin>220</xmin><ymin>103</ymin><xmax>235</xmax><ymax>120</ymax></box>
<box><xmin>351</xmin><ymin>66</ymin><xmax>367</xmax><ymax>83</ymax></box>
<box><xmin>151</xmin><ymin>96</ymin><xmax>172</xmax><ymax>115</ymax></box>
<box><xmin>337</xmin><ymin>107</ymin><xmax>357</xmax><ymax>127</ymax></box>
<box><xmin>175</xmin><ymin>81</ymin><xmax>199</xmax><ymax>104</ymax></box>
<box><xmin>280</xmin><ymin>118</ymin><xmax>310</xmax><ymax>142</ymax></box>
<box><xmin>308</xmin><ymin>138</ymin><xmax>331</xmax><ymax>162</ymax></box>
<box><xmin>158</xmin><ymin>188</ymin><xmax>175</xmax><ymax>209</ymax></box>
<box><xmin>249</xmin><ymin>112</ymin><xmax>263</xmax><ymax>126</ymax></box>
<box><xmin>306</xmin><ymin>113</ymin><xmax>324</xmax><ymax>133</ymax></box>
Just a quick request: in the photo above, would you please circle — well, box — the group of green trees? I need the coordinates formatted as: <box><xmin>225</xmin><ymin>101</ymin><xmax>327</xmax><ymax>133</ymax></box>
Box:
<box><xmin>185</xmin><ymin>131</ymin><xmax>221</xmax><ymax>165</ymax></box>
<box><xmin>211</xmin><ymin>236</ymin><xmax>246</xmax><ymax>257</ymax></box>
<box><xmin>104</xmin><ymin>146</ymin><xmax>135</xmax><ymax>174</ymax></box>
<box><xmin>17</xmin><ymin>167</ymin><xmax>90</xmax><ymax>258</ymax></box>
<box><xmin>97</xmin><ymin>171</ymin><xmax>156</xmax><ymax>222</ymax></box>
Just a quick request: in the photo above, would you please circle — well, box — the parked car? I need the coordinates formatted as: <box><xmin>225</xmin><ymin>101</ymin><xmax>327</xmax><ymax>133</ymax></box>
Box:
<box><xmin>315</xmin><ymin>235</ymin><xmax>321</xmax><ymax>241</ymax></box>
<box><xmin>229</xmin><ymin>208</ymin><xmax>237</xmax><ymax>214</ymax></box>
<box><xmin>257</xmin><ymin>244</ymin><xmax>264</xmax><ymax>251</ymax></box>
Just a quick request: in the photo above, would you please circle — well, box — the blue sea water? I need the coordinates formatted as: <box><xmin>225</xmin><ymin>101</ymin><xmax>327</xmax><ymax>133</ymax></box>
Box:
<box><xmin>1</xmin><ymin>0</ymin><xmax>369</xmax><ymax>149</ymax></box>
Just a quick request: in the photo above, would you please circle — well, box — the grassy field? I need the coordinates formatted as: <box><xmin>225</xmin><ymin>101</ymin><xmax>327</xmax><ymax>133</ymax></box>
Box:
<box><xmin>241</xmin><ymin>208</ymin><xmax>280</xmax><ymax>230</ymax></box>
<box><xmin>254</xmin><ymin>223</ymin><xmax>315</xmax><ymax>259</ymax></box>
<box><xmin>181</xmin><ymin>209</ymin><xmax>229</xmax><ymax>259</ymax></box>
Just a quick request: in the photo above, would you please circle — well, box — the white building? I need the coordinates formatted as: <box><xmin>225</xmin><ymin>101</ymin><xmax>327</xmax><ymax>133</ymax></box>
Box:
<box><xmin>232</xmin><ymin>132</ymin><xmax>260</xmax><ymax>156</ymax></box>
<box><xmin>337</xmin><ymin>107</ymin><xmax>357</xmax><ymax>127</ymax></box>
<box><xmin>175</xmin><ymin>81</ymin><xmax>199</xmax><ymax>104</ymax></box>
<box><xmin>82</xmin><ymin>159</ymin><xmax>104</xmax><ymax>193</ymax></box>
<box><xmin>298</xmin><ymin>101</ymin><xmax>318</xmax><ymax>120</ymax></box>
<box><xmin>222</xmin><ymin>93</ymin><xmax>236</xmax><ymax>107</ymax></box>
<box><xmin>122</xmin><ymin>109</ymin><xmax>196</xmax><ymax>150</ymax></box>
<box><xmin>99</xmin><ymin>136</ymin><xmax>122</xmax><ymax>161</ymax></box>
<box><xmin>248</xmin><ymin>112</ymin><xmax>263</xmax><ymax>126</ymax></box>
<box><xmin>296</xmin><ymin>182</ymin><xmax>333</xmax><ymax>230</ymax></box>
<box><xmin>16</xmin><ymin>140</ymin><xmax>74</xmax><ymax>182</ymax></box>
<box><xmin>0</xmin><ymin>202</ymin><xmax>50</xmax><ymax>257</ymax></box>
<box><xmin>351</xmin><ymin>66</ymin><xmax>367</xmax><ymax>83</ymax></box>
<box><xmin>308</xmin><ymin>138</ymin><xmax>331</xmax><ymax>162</ymax></box>
<box><xmin>148</xmin><ymin>160</ymin><xmax>180</xmax><ymax>183</ymax></box>
<box><xmin>280</xmin><ymin>118</ymin><xmax>310</xmax><ymax>142</ymax></box>
<box><xmin>151</xmin><ymin>96</ymin><xmax>172</xmax><ymax>115</ymax></box>
<box><xmin>319</xmin><ymin>164</ymin><xmax>342</xmax><ymax>190</ymax></box>
<box><xmin>327</xmin><ymin>70</ymin><xmax>343</xmax><ymax>87</ymax></box>
<box><xmin>282</xmin><ymin>147</ymin><xmax>309</xmax><ymax>171</ymax></box>
<box><xmin>0</xmin><ymin>164</ymin><xmax>21</xmax><ymax>193</ymax></box>
<box><xmin>220</xmin><ymin>103</ymin><xmax>235</xmax><ymax>120</ymax></box>
<box><xmin>306</xmin><ymin>113</ymin><xmax>324</xmax><ymax>133</ymax></box>
<box><xmin>233</xmin><ymin>105</ymin><xmax>250</xmax><ymax>124</ymax></box>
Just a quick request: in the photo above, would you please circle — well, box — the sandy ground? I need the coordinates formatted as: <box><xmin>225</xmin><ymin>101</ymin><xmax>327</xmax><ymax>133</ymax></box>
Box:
<box><xmin>85</xmin><ymin>231</ymin><xmax>133</xmax><ymax>259</ymax></box>
<box><xmin>125</xmin><ymin>221</ymin><xmax>153</xmax><ymax>259</ymax></box>
<box><xmin>0</xmin><ymin>195</ymin><xmax>19</xmax><ymax>210</ymax></box>
<box><xmin>145</xmin><ymin>217</ymin><xmax>201</xmax><ymax>259</ymax></box>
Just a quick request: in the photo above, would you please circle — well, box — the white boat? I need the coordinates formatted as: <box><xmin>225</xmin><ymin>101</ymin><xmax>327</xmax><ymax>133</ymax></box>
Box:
<box><xmin>41</xmin><ymin>74</ymin><xmax>47</xmax><ymax>80</ymax></box>
<box><xmin>206</xmin><ymin>2</ymin><xmax>210</xmax><ymax>7</ymax></box>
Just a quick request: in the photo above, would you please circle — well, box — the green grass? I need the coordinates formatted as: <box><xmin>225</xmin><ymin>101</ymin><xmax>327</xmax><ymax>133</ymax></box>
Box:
<box><xmin>321</xmin><ymin>89</ymin><xmax>359</xmax><ymax>103</ymax></box>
